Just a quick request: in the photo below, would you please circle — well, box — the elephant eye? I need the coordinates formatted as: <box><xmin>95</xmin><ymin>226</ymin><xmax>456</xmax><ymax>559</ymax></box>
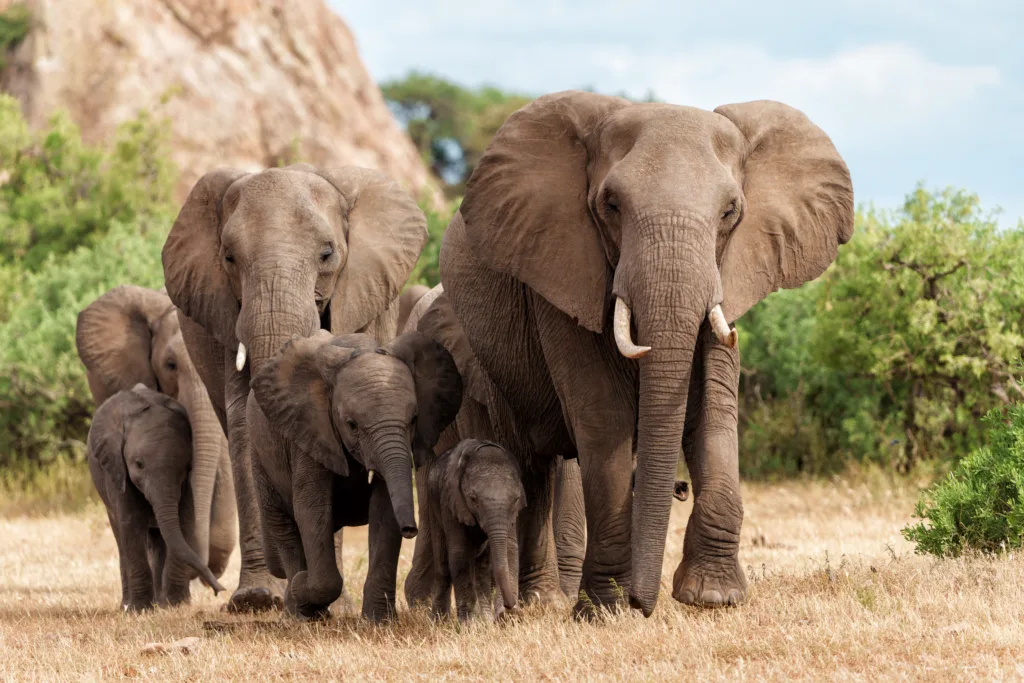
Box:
<box><xmin>166</xmin><ymin>359</ymin><xmax>177</xmax><ymax>371</ymax></box>
<box><xmin>722</xmin><ymin>201</ymin><xmax>738</xmax><ymax>221</ymax></box>
<box><xmin>224</xmin><ymin>253</ymin><xmax>235</xmax><ymax>264</ymax></box>
<box><xmin>134</xmin><ymin>461</ymin><xmax>144</xmax><ymax>469</ymax></box>
<box><xmin>410</xmin><ymin>413</ymin><xmax>418</xmax><ymax>427</ymax></box>
<box><xmin>605</xmin><ymin>194</ymin><xmax>620</xmax><ymax>214</ymax></box>
<box><xmin>346</xmin><ymin>418</ymin><xmax>358</xmax><ymax>431</ymax></box>
<box><xmin>320</xmin><ymin>245</ymin><xmax>334</xmax><ymax>263</ymax></box>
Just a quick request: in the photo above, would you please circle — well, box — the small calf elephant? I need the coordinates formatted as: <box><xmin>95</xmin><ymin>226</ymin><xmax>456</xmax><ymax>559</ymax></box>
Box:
<box><xmin>88</xmin><ymin>385</ymin><xmax>225</xmax><ymax>611</ymax></box>
<box><xmin>249</xmin><ymin>330</ymin><xmax>462</xmax><ymax>621</ymax></box>
<box><xmin>428</xmin><ymin>439</ymin><xmax>525</xmax><ymax>622</ymax></box>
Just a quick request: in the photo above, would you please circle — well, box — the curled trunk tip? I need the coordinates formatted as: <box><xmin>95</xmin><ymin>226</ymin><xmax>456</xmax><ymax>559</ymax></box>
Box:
<box><xmin>613</xmin><ymin>297</ymin><xmax>651</xmax><ymax>359</ymax></box>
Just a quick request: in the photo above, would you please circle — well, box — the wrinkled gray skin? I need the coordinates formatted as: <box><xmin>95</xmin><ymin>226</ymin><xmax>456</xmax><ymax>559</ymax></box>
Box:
<box><xmin>77</xmin><ymin>286</ymin><xmax>236</xmax><ymax>584</ymax></box>
<box><xmin>249</xmin><ymin>331</ymin><xmax>462</xmax><ymax>622</ymax></box>
<box><xmin>439</xmin><ymin>91</ymin><xmax>854</xmax><ymax>617</ymax></box>
<box><xmin>398</xmin><ymin>284</ymin><xmax>431</xmax><ymax>335</ymax></box>
<box><xmin>161</xmin><ymin>164</ymin><xmax>427</xmax><ymax>611</ymax></box>
<box><xmin>87</xmin><ymin>385</ymin><xmax>225</xmax><ymax>611</ymax></box>
<box><xmin>428</xmin><ymin>440</ymin><xmax>525</xmax><ymax>622</ymax></box>
<box><xmin>402</xmin><ymin>285</ymin><xmax>693</xmax><ymax>605</ymax></box>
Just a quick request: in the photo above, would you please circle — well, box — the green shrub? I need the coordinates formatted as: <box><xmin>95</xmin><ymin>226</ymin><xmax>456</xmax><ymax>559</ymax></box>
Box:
<box><xmin>0</xmin><ymin>94</ymin><xmax>175</xmax><ymax>271</ymax></box>
<box><xmin>903</xmin><ymin>403</ymin><xmax>1024</xmax><ymax>556</ymax></box>
<box><xmin>407</xmin><ymin>197</ymin><xmax>459</xmax><ymax>288</ymax></box>
<box><xmin>738</xmin><ymin>187</ymin><xmax>1024</xmax><ymax>477</ymax></box>
<box><xmin>0</xmin><ymin>4</ymin><xmax>30</xmax><ymax>70</ymax></box>
<box><xmin>0</xmin><ymin>218</ymin><xmax>171</xmax><ymax>468</ymax></box>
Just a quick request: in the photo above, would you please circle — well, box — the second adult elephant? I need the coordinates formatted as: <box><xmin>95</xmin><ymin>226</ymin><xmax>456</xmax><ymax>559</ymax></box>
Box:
<box><xmin>162</xmin><ymin>164</ymin><xmax>427</xmax><ymax>610</ymax></box>
<box><xmin>77</xmin><ymin>285</ymin><xmax>236</xmax><ymax>580</ymax></box>
<box><xmin>440</xmin><ymin>91</ymin><xmax>854</xmax><ymax>616</ymax></box>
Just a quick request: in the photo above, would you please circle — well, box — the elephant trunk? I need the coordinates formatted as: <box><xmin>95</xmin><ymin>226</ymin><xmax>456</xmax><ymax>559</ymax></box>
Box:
<box><xmin>178</xmin><ymin>373</ymin><xmax>225</xmax><ymax>568</ymax></box>
<box><xmin>153</xmin><ymin>497</ymin><xmax>225</xmax><ymax>594</ymax></box>
<box><xmin>367</xmin><ymin>425</ymin><xmax>418</xmax><ymax>538</ymax></box>
<box><xmin>238</xmin><ymin>278</ymin><xmax>320</xmax><ymax>378</ymax></box>
<box><xmin>615</xmin><ymin>214</ymin><xmax>716</xmax><ymax>617</ymax></box>
<box><xmin>486</xmin><ymin>523</ymin><xmax>517</xmax><ymax>611</ymax></box>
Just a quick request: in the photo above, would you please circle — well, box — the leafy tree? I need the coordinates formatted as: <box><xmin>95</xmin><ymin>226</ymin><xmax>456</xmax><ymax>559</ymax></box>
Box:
<box><xmin>0</xmin><ymin>3</ymin><xmax>30</xmax><ymax>69</ymax></box>
<box><xmin>738</xmin><ymin>187</ymin><xmax>1024</xmax><ymax>476</ymax></box>
<box><xmin>381</xmin><ymin>72</ymin><xmax>532</xmax><ymax>194</ymax></box>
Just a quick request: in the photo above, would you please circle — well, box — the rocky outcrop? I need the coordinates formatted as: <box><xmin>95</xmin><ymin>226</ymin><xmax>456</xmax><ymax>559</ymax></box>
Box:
<box><xmin>0</xmin><ymin>0</ymin><xmax>442</xmax><ymax>206</ymax></box>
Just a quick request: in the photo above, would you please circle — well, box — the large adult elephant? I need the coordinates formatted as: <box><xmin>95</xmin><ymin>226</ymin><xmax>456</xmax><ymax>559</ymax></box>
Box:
<box><xmin>438</xmin><ymin>91</ymin><xmax>854</xmax><ymax>616</ymax></box>
<box><xmin>161</xmin><ymin>164</ymin><xmax>427</xmax><ymax>611</ymax></box>
<box><xmin>76</xmin><ymin>285</ymin><xmax>236</xmax><ymax>578</ymax></box>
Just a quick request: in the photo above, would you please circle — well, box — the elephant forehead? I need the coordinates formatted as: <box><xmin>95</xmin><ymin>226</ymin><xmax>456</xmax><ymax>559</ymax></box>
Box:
<box><xmin>222</xmin><ymin>172</ymin><xmax>342</xmax><ymax>242</ymax></box>
<box><xmin>337</xmin><ymin>353</ymin><xmax>415</xmax><ymax>393</ymax></box>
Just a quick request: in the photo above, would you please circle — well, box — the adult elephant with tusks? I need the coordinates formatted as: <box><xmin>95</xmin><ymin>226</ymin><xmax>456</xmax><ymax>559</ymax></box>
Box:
<box><xmin>161</xmin><ymin>163</ymin><xmax>427</xmax><ymax>611</ymax></box>
<box><xmin>439</xmin><ymin>91</ymin><xmax>853</xmax><ymax>617</ymax></box>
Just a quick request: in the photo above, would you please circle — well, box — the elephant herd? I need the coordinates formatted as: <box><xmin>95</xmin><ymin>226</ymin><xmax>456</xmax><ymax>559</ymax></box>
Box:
<box><xmin>75</xmin><ymin>90</ymin><xmax>854</xmax><ymax>621</ymax></box>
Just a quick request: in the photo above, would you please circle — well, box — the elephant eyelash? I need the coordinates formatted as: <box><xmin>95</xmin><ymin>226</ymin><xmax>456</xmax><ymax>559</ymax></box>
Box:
<box><xmin>319</xmin><ymin>245</ymin><xmax>334</xmax><ymax>262</ymax></box>
<box><xmin>346</xmin><ymin>418</ymin><xmax>358</xmax><ymax>431</ymax></box>
<box><xmin>722</xmin><ymin>202</ymin><xmax>739</xmax><ymax>220</ymax></box>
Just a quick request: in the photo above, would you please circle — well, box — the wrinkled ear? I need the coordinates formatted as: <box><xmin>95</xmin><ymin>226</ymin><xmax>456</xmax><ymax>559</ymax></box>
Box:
<box><xmin>76</xmin><ymin>286</ymin><xmax>174</xmax><ymax>404</ymax></box>
<box><xmin>315</xmin><ymin>167</ymin><xmax>428</xmax><ymax>335</ymax></box>
<box><xmin>89</xmin><ymin>397</ymin><xmax>128</xmax><ymax>494</ymax></box>
<box><xmin>416</xmin><ymin>290</ymin><xmax>489</xmax><ymax>407</ymax></box>
<box><xmin>384</xmin><ymin>331</ymin><xmax>463</xmax><ymax>454</ymax></box>
<box><xmin>714</xmin><ymin>101</ymin><xmax>854</xmax><ymax>323</ymax></box>
<box><xmin>250</xmin><ymin>331</ymin><xmax>354</xmax><ymax>476</ymax></box>
<box><xmin>162</xmin><ymin>168</ymin><xmax>249</xmax><ymax>347</ymax></box>
<box><xmin>460</xmin><ymin>91</ymin><xmax>630</xmax><ymax>334</ymax></box>
<box><xmin>445</xmin><ymin>442</ymin><xmax>475</xmax><ymax>526</ymax></box>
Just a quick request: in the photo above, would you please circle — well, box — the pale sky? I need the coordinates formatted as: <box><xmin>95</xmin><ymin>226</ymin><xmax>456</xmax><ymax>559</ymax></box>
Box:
<box><xmin>334</xmin><ymin>1</ymin><xmax>1023</xmax><ymax>226</ymax></box>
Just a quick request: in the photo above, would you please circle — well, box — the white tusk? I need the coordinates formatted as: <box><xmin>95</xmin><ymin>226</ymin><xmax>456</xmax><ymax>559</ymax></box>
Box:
<box><xmin>235</xmin><ymin>343</ymin><xmax>247</xmax><ymax>372</ymax></box>
<box><xmin>613</xmin><ymin>297</ymin><xmax>651</xmax><ymax>359</ymax></box>
<box><xmin>368</xmin><ymin>470</ymin><xmax>375</xmax><ymax>485</ymax></box>
<box><xmin>708</xmin><ymin>304</ymin><xmax>738</xmax><ymax>348</ymax></box>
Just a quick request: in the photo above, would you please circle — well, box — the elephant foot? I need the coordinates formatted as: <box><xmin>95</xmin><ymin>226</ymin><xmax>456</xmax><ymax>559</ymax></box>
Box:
<box><xmin>403</xmin><ymin>571</ymin><xmax>433</xmax><ymax>609</ymax></box>
<box><xmin>672</xmin><ymin>555</ymin><xmax>747</xmax><ymax>608</ymax></box>
<box><xmin>123</xmin><ymin>600</ymin><xmax>154</xmax><ymax>613</ymax></box>
<box><xmin>283</xmin><ymin>572</ymin><xmax>335</xmax><ymax>621</ymax></box>
<box><xmin>571</xmin><ymin>573</ymin><xmax>629</xmax><ymax>620</ymax></box>
<box><xmin>361</xmin><ymin>600</ymin><xmax>398</xmax><ymax>624</ymax></box>
<box><xmin>224</xmin><ymin>568</ymin><xmax>285</xmax><ymax>613</ymax></box>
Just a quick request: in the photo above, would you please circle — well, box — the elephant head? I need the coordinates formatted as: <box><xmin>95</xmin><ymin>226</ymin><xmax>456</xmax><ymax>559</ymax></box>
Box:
<box><xmin>442</xmin><ymin>440</ymin><xmax>526</xmax><ymax>614</ymax></box>
<box><xmin>88</xmin><ymin>384</ymin><xmax>225</xmax><ymax>593</ymax></box>
<box><xmin>251</xmin><ymin>330</ymin><xmax>463</xmax><ymax>538</ymax></box>
<box><xmin>457</xmin><ymin>91</ymin><xmax>853</xmax><ymax>614</ymax></box>
<box><xmin>76</xmin><ymin>286</ymin><xmax>227</xmax><ymax>568</ymax></box>
<box><xmin>161</xmin><ymin>164</ymin><xmax>428</xmax><ymax>380</ymax></box>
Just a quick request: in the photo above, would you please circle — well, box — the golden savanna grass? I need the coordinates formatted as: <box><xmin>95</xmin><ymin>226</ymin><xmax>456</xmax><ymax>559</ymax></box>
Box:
<box><xmin>2</xmin><ymin>474</ymin><xmax>1023</xmax><ymax>681</ymax></box>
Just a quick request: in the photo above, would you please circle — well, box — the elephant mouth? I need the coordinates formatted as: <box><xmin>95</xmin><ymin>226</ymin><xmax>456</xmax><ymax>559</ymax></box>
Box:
<box><xmin>318</xmin><ymin>298</ymin><xmax>332</xmax><ymax>332</ymax></box>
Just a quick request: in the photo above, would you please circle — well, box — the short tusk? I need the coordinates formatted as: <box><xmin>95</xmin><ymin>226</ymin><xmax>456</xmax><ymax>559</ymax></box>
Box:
<box><xmin>613</xmin><ymin>297</ymin><xmax>651</xmax><ymax>359</ymax></box>
<box><xmin>708</xmin><ymin>304</ymin><xmax>738</xmax><ymax>348</ymax></box>
<box><xmin>368</xmin><ymin>470</ymin><xmax>375</xmax><ymax>485</ymax></box>
<box><xmin>235</xmin><ymin>343</ymin><xmax>247</xmax><ymax>372</ymax></box>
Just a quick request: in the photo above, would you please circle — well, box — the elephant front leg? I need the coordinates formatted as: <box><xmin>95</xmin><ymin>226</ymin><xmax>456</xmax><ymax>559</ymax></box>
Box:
<box><xmin>363</xmin><ymin>479</ymin><xmax>404</xmax><ymax>623</ymax></box>
<box><xmin>224</xmin><ymin>367</ymin><xmax>283</xmax><ymax>613</ymax></box>
<box><xmin>289</xmin><ymin>461</ymin><xmax>342</xmax><ymax>620</ymax></box>
<box><xmin>673</xmin><ymin>326</ymin><xmax>746</xmax><ymax>608</ymax></box>
<box><xmin>117</xmin><ymin>503</ymin><xmax>156</xmax><ymax>612</ymax></box>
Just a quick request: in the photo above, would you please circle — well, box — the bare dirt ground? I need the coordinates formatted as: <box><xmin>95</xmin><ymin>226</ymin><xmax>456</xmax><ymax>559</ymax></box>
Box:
<box><xmin>2</xmin><ymin>475</ymin><xmax>1023</xmax><ymax>682</ymax></box>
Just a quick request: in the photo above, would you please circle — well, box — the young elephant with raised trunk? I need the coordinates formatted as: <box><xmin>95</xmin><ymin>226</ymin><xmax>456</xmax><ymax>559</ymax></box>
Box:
<box><xmin>250</xmin><ymin>330</ymin><xmax>462</xmax><ymax>621</ymax></box>
<box><xmin>428</xmin><ymin>439</ymin><xmax>526</xmax><ymax>622</ymax></box>
<box><xmin>88</xmin><ymin>385</ymin><xmax>225</xmax><ymax>611</ymax></box>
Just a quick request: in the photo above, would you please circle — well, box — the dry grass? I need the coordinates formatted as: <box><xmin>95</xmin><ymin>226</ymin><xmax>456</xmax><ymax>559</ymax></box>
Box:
<box><xmin>2</xmin><ymin>474</ymin><xmax>1023</xmax><ymax>682</ymax></box>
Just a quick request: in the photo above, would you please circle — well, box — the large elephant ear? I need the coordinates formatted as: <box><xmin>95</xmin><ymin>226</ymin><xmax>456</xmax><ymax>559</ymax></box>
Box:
<box><xmin>76</xmin><ymin>286</ymin><xmax>174</xmax><ymax>404</ymax></box>
<box><xmin>162</xmin><ymin>168</ymin><xmax>249</xmax><ymax>347</ymax></box>
<box><xmin>714</xmin><ymin>101</ymin><xmax>854</xmax><ymax>323</ymax></box>
<box><xmin>416</xmin><ymin>290</ymin><xmax>489</xmax><ymax>407</ymax></box>
<box><xmin>459</xmin><ymin>90</ymin><xmax>631</xmax><ymax>334</ymax></box>
<box><xmin>88</xmin><ymin>394</ymin><xmax>129</xmax><ymax>493</ymax></box>
<box><xmin>250</xmin><ymin>331</ymin><xmax>354</xmax><ymax>477</ymax></box>
<box><xmin>315</xmin><ymin>167</ymin><xmax>428</xmax><ymax>335</ymax></box>
<box><xmin>383</xmin><ymin>331</ymin><xmax>464</xmax><ymax>466</ymax></box>
<box><xmin>443</xmin><ymin>441</ymin><xmax>475</xmax><ymax>526</ymax></box>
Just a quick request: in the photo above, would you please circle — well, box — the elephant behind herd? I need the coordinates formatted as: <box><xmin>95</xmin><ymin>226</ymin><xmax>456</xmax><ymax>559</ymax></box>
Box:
<box><xmin>76</xmin><ymin>90</ymin><xmax>852</xmax><ymax>620</ymax></box>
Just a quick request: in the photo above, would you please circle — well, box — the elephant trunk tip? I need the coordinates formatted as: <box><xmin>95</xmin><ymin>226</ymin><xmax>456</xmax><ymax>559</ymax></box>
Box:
<box><xmin>400</xmin><ymin>524</ymin><xmax>418</xmax><ymax>539</ymax></box>
<box><xmin>628</xmin><ymin>592</ymin><xmax>656</xmax><ymax>618</ymax></box>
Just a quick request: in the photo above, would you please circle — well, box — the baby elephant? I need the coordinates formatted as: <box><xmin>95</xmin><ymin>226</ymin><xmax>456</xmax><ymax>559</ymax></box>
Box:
<box><xmin>88</xmin><ymin>384</ymin><xmax>225</xmax><ymax>611</ymax></box>
<box><xmin>428</xmin><ymin>439</ymin><xmax>526</xmax><ymax>622</ymax></box>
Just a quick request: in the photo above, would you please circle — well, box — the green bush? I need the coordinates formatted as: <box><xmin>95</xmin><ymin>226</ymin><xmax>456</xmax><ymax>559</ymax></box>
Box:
<box><xmin>0</xmin><ymin>94</ymin><xmax>175</xmax><ymax>271</ymax></box>
<box><xmin>738</xmin><ymin>187</ymin><xmax>1024</xmax><ymax>477</ymax></box>
<box><xmin>903</xmin><ymin>402</ymin><xmax>1024</xmax><ymax>556</ymax></box>
<box><xmin>0</xmin><ymin>218</ymin><xmax>171</xmax><ymax>468</ymax></box>
<box><xmin>407</xmin><ymin>197</ymin><xmax>459</xmax><ymax>288</ymax></box>
<box><xmin>0</xmin><ymin>94</ymin><xmax>177</xmax><ymax>472</ymax></box>
<box><xmin>0</xmin><ymin>4</ymin><xmax>30</xmax><ymax>70</ymax></box>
